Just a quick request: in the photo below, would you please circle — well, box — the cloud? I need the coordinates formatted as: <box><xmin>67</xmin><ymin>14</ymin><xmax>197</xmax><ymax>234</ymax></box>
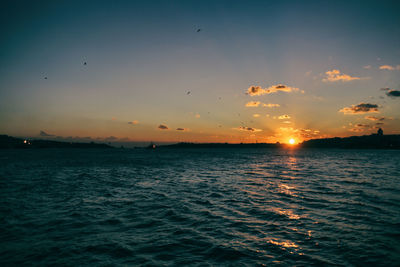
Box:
<box><xmin>195</xmin><ymin>114</ymin><xmax>201</xmax><ymax>118</ymax></box>
<box><xmin>349</xmin><ymin>128</ymin><xmax>364</xmax><ymax>132</ymax></box>
<box><xmin>246</xmin><ymin>84</ymin><xmax>299</xmax><ymax>96</ymax></box>
<box><xmin>339</xmin><ymin>103</ymin><xmax>379</xmax><ymax>114</ymax></box>
<box><xmin>363</xmin><ymin>65</ymin><xmax>371</xmax><ymax>69</ymax></box>
<box><xmin>128</xmin><ymin>120</ymin><xmax>139</xmax><ymax>125</ymax></box>
<box><xmin>246</xmin><ymin>101</ymin><xmax>280</xmax><ymax>108</ymax></box>
<box><xmin>176</xmin><ymin>128</ymin><xmax>188</xmax><ymax>131</ymax></box>
<box><xmin>379</xmin><ymin>65</ymin><xmax>400</xmax><ymax>70</ymax></box>
<box><xmin>40</xmin><ymin>130</ymin><xmax>54</xmax><ymax>137</ymax></box>
<box><xmin>322</xmin><ymin>69</ymin><xmax>361</xmax><ymax>82</ymax></box>
<box><xmin>234</xmin><ymin>126</ymin><xmax>262</xmax><ymax>132</ymax></box>
<box><xmin>299</xmin><ymin>128</ymin><xmax>321</xmax><ymax>139</ymax></box>
<box><xmin>365</xmin><ymin>116</ymin><xmax>385</xmax><ymax>121</ymax></box>
<box><xmin>245</xmin><ymin>101</ymin><xmax>261</xmax><ymax>107</ymax></box>
<box><xmin>263</xmin><ymin>103</ymin><xmax>280</xmax><ymax>108</ymax></box>
<box><xmin>355</xmin><ymin>123</ymin><xmax>369</xmax><ymax>128</ymax></box>
<box><xmin>278</xmin><ymin>114</ymin><xmax>291</xmax><ymax>120</ymax></box>
<box><xmin>348</xmin><ymin>123</ymin><xmax>371</xmax><ymax>132</ymax></box>
<box><xmin>253</xmin><ymin>114</ymin><xmax>260</xmax><ymax>118</ymax></box>
<box><xmin>158</xmin><ymin>124</ymin><xmax>169</xmax><ymax>130</ymax></box>
<box><xmin>386</xmin><ymin>90</ymin><xmax>400</xmax><ymax>98</ymax></box>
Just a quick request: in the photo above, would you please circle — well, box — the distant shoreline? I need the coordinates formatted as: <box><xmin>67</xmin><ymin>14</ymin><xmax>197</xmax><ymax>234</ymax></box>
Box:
<box><xmin>1</xmin><ymin>133</ymin><xmax>400</xmax><ymax>150</ymax></box>
<box><xmin>0</xmin><ymin>135</ymin><xmax>112</xmax><ymax>149</ymax></box>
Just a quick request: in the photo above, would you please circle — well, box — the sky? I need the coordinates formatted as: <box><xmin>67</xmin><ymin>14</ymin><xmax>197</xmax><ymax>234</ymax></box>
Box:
<box><xmin>1</xmin><ymin>0</ymin><xmax>400</xmax><ymax>145</ymax></box>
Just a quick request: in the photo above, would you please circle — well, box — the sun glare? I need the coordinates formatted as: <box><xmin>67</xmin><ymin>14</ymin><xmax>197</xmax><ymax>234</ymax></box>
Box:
<box><xmin>289</xmin><ymin>138</ymin><xmax>295</xmax><ymax>145</ymax></box>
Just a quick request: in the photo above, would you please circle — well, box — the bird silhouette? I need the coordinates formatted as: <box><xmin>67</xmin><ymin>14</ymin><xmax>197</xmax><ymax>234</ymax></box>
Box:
<box><xmin>44</xmin><ymin>77</ymin><xmax>47</xmax><ymax>80</ymax></box>
<box><xmin>196</xmin><ymin>29</ymin><xmax>201</xmax><ymax>32</ymax></box>
<box><xmin>187</xmin><ymin>91</ymin><xmax>191</xmax><ymax>95</ymax></box>
<box><xmin>83</xmin><ymin>62</ymin><xmax>87</xmax><ymax>65</ymax></box>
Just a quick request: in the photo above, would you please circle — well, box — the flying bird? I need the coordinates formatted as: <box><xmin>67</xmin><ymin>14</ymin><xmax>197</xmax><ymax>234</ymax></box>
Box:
<box><xmin>44</xmin><ymin>77</ymin><xmax>47</xmax><ymax>80</ymax></box>
<box><xmin>187</xmin><ymin>91</ymin><xmax>191</xmax><ymax>95</ymax></box>
<box><xmin>196</xmin><ymin>29</ymin><xmax>201</xmax><ymax>32</ymax></box>
<box><xmin>83</xmin><ymin>62</ymin><xmax>87</xmax><ymax>65</ymax></box>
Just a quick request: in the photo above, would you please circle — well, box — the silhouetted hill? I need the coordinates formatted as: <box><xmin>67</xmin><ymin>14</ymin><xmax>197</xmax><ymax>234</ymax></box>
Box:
<box><xmin>0</xmin><ymin>135</ymin><xmax>112</xmax><ymax>149</ymax></box>
<box><xmin>301</xmin><ymin>134</ymin><xmax>400</xmax><ymax>149</ymax></box>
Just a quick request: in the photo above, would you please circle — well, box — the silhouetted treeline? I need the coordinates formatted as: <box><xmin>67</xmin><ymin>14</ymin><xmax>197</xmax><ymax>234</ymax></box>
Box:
<box><xmin>0</xmin><ymin>135</ymin><xmax>112</xmax><ymax>149</ymax></box>
<box><xmin>301</xmin><ymin>134</ymin><xmax>400</xmax><ymax>149</ymax></box>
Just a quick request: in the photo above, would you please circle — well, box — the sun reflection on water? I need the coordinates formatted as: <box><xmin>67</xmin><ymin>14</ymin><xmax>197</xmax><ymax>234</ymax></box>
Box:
<box><xmin>271</xmin><ymin>207</ymin><xmax>301</xmax><ymax>220</ymax></box>
<box><xmin>268</xmin><ymin>239</ymin><xmax>299</xmax><ymax>248</ymax></box>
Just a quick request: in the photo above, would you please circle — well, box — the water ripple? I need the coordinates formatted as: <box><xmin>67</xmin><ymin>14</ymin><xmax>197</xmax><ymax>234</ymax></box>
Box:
<box><xmin>0</xmin><ymin>148</ymin><xmax>399</xmax><ymax>266</ymax></box>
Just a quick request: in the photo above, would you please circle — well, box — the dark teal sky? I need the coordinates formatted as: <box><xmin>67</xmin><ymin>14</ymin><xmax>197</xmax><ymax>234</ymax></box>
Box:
<box><xmin>1</xmin><ymin>0</ymin><xmax>400</xmax><ymax>143</ymax></box>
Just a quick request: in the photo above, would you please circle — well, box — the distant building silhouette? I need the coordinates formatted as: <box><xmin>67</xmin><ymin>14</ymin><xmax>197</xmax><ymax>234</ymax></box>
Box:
<box><xmin>377</xmin><ymin>128</ymin><xmax>383</xmax><ymax>136</ymax></box>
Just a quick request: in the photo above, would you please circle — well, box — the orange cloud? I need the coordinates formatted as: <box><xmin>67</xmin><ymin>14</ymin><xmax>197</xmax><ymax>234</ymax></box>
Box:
<box><xmin>253</xmin><ymin>114</ymin><xmax>260</xmax><ymax>118</ymax></box>
<box><xmin>263</xmin><ymin>103</ymin><xmax>280</xmax><ymax>108</ymax></box>
<box><xmin>278</xmin><ymin>114</ymin><xmax>291</xmax><ymax>120</ymax></box>
<box><xmin>247</xmin><ymin>84</ymin><xmax>299</xmax><ymax>96</ymax></box>
<box><xmin>379</xmin><ymin>65</ymin><xmax>400</xmax><ymax>70</ymax></box>
<box><xmin>365</xmin><ymin>116</ymin><xmax>385</xmax><ymax>121</ymax></box>
<box><xmin>323</xmin><ymin>69</ymin><xmax>361</xmax><ymax>82</ymax></box>
<box><xmin>245</xmin><ymin>101</ymin><xmax>261</xmax><ymax>107</ymax></box>
<box><xmin>339</xmin><ymin>103</ymin><xmax>379</xmax><ymax>114</ymax></box>
<box><xmin>128</xmin><ymin>120</ymin><xmax>139</xmax><ymax>125</ymax></box>
<box><xmin>234</xmin><ymin>126</ymin><xmax>262</xmax><ymax>132</ymax></box>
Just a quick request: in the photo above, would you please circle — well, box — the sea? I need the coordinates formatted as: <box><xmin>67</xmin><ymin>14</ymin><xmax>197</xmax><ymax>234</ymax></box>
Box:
<box><xmin>0</xmin><ymin>148</ymin><xmax>399</xmax><ymax>266</ymax></box>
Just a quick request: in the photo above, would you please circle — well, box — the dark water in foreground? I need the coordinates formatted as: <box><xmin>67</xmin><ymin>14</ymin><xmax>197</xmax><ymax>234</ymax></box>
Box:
<box><xmin>0</xmin><ymin>148</ymin><xmax>399</xmax><ymax>266</ymax></box>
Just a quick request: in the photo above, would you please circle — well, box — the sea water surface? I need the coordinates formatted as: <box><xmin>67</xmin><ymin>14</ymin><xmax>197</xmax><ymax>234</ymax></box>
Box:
<box><xmin>0</xmin><ymin>148</ymin><xmax>399</xmax><ymax>266</ymax></box>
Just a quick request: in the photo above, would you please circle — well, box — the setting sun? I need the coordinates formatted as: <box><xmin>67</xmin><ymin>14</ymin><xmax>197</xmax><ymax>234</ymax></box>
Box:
<box><xmin>289</xmin><ymin>138</ymin><xmax>296</xmax><ymax>145</ymax></box>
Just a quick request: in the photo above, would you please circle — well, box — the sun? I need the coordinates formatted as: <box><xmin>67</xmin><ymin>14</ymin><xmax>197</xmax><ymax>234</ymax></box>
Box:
<box><xmin>289</xmin><ymin>138</ymin><xmax>295</xmax><ymax>145</ymax></box>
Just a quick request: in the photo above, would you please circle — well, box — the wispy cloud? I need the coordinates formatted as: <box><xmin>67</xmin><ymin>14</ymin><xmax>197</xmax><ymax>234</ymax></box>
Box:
<box><xmin>253</xmin><ymin>114</ymin><xmax>260</xmax><ymax>118</ymax></box>
<box><xmin>245</xmin><ymin>101</ymin><xmax>261</xmax><ymax>107</ymax></box>
<box><xmin>245</xmin><ymin>101</ymin><xmax>280</xmax><ymax>108</ymax></box>
<box><xmin>40</xmin><ymin>130</ymin><xmax>54</xmax><ymax>137</ymax></box>
<box><xmin>348</xmin><ymin>123</ymin><xmax>371</xmax><ymax>132</ymax></box>
<box><xmin>158</xmin><ymin>124</ymin><xmax>169</xmax><ymax>130</ymax></box>
<box><xmin>379</xmin><ymin>65</ymin><xmax>400</xmax><ymax>70</ymax></box>
<box><xmin>278</xmin><ymin>114</ymin><xmax>291</xmax><ymax>120</ymax></box>
<box><xmin>323</xmin><ymin>69</ymin><xmax>361</xmax><ymax>82</ymax></box>
<box><xmin>263</xmin><ymin>103</ymin><xmax>280</xmax><ymax>108</ymax></box>
<box><xmin>247</xmin><ymin>84</ymin><xmax>299</xmax><ymax>96</ymax></box>
<box><xmin>234</xmin><ymin>126</ymin><xmax>262</xmax><ymax>132</ymax></box>
<box><xmin>128</xmin><ymin>120</ymin><xmax>139</xmax><ymax>125</ymax></box>
<box><xmin>363</xmin><ymin>65</ymin><xmax>371</xmax><ymax>69</ymax></box>
<box><xmin>339</xmin><ymin>103</ymin><xmax>379</xmax><ymax>114</ymax></box>
<box><xmin>365</xmin><ymin>116</ymin><xmax>385</xmax><ymax>121</ymax></box>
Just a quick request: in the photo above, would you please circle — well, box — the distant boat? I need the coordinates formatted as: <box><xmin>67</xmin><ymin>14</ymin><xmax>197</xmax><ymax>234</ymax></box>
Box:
<box><xmin>147</xmin><ymin>142</ymin><xmax>156</xmax><ymax>149</ymax></box>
